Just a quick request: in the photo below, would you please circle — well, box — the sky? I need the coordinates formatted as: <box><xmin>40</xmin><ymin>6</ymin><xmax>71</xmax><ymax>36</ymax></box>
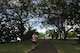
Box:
<box><xmin>23</xmin><ymin>17</ymin><xmax>55</xmax><ymax>33</ymax></box>
<box><xmin>28</xmin><ymin>17</ymin><xmax>48</xmax><ymax>33</ymax></box>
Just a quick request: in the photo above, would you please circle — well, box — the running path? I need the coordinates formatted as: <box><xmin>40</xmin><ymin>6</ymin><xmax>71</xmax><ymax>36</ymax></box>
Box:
<box><xmin>27</xmin><ymin>40</ymin><xmax>59</xmax><ymax>53</ymax></box>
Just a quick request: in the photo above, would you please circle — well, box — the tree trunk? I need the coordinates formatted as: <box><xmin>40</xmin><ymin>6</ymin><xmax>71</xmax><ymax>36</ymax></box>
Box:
<box><xmin>64</xmin><ymin>27</ymin><xmax>73</xmax><ymax>40</ymax></box>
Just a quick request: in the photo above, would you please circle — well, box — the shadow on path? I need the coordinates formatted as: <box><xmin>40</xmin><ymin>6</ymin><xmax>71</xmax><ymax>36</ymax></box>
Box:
<box><xmin>27</xmin><ymin>40</ymin><xmax>59</xmax><ymax>53</ymax></box>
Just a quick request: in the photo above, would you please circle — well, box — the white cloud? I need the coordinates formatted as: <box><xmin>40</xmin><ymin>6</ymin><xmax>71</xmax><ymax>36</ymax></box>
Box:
<box><xmin>37</xmin><ymin>28</ymin><xmax>46</xmax><ymax>33</ymax></box>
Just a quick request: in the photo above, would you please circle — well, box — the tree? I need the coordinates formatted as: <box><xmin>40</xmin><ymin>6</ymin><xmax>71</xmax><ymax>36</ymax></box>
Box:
<box><xmin>38</xmin><ymin>0</ymin><xmax>66</xmax><ymax>39</ymax></box>
<box><xmin>0</xmin><ymin>0</ymin><xmax>36</xmax><ymax>42</ymax></box>
<box><xmin>46</xmin><ymin>30</ymin><xmax>55</xmax><ymax>39</ymax></box>
<box><xmin>38</xmin><ymin>0</ymin><xmax>80</xmax><ymax>40</ymax></box>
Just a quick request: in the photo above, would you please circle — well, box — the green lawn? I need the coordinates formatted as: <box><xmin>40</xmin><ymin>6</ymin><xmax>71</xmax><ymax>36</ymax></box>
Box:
<box><xmin>0</xmin><ymin>41</ymin><xmax>32</xmax><ymax>53</ymax></box>
<box><xmin>54</xmin><ymin>40</ymin><xmax>80</xmax><ymax>53</ymax></box>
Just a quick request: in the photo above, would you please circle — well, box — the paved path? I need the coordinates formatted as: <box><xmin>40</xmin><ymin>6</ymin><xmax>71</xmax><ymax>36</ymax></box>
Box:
<box><xmin>27</xmin><ymin>40</ymin><xmax>59</xmax><ymax>53</ymax></box>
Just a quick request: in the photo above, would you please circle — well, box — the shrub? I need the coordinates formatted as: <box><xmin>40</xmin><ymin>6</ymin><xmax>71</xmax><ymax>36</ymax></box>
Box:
<box><xmin>67</xmin><ymin>31</ymin><xmax>76</xmax><ymax>38</ymax></box>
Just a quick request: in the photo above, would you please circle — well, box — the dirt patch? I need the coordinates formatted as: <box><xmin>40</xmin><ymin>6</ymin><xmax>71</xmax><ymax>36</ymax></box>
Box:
<box><xmin>75</xmin><ymin>47</ymin><xmax>80</xmax><ymax>50</ymax></box>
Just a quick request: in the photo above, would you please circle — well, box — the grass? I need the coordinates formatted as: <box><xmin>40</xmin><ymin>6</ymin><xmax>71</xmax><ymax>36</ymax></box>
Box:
<box><xmin>0</xmin><ymin>39</ymin><xmax>42</xmax><ymax>53</ymax></box>
<box><xmin>54</xmin><ymin>39</ymin><xmax>80</xmax><ymax>53</ymax></box>
<box><xmin>0</xmin><ymin>41</ymin><xmax>32</xmax><ymax>53</ymax></box>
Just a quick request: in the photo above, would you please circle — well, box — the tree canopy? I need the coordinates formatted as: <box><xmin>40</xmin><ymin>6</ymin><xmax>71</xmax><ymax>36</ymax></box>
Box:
<box><xmin>0</xmin><ymin>0</ymin><xmax>80</xmax><ymax>42</ymax></box>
